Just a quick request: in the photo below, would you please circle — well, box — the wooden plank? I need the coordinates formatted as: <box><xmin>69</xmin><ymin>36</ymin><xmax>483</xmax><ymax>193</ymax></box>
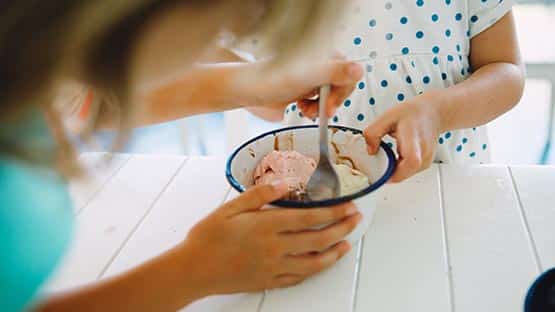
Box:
<box><xmin>355</xmin><ymin>165</ymin><xmax>452</xmax><ymax>312</ymax></box>
<box><xmin>510</xmin><ymin>165</ymin><xmax>555</xmax><ymax>269</ymax></box>
<box><xmin>101</xmin><ymin>157</ymin><xmax>262</xmax><ymax>311</ymax></box>
<box><xmin>440</xmin><ymin>165</ymin><xmax>538</xmax><ymax>312</ymax></box>
<box><xmin>45</xmin><ymin>155</ymin><xmax>185</xmax><ymax>292</ymax></box>
<box><xmin>70</xmin><ymin>153</ymin><xmax>130</xmax><ymax>214</ymax></box>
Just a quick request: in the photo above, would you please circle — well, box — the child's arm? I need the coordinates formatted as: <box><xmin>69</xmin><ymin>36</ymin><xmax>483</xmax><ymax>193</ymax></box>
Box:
<box><xmin>435</xmin><ymin>11</ymin><xmax>524</xmax><ymax>132</ymax></box>
<box><xmin>131</xmin><ymin>57</ymin><xmax>362</xmax><ymax>126</ymax></box>
<box><xmin>36</xmin><ymin>184</ymin><xmax>361</xmax><ymax>311</ymax></box>
<box><xmin>363</xmin><ymin>11</ymin><xmax>524</xmax><ymax>182</ymax></box>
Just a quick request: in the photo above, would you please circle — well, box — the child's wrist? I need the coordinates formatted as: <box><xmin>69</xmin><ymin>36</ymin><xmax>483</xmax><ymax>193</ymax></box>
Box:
<box><xmin>167</xmin><ymin>242</ymin><xmax>215</xmax><ymax>300</ymax></box>
<box><xmin>425</xmin><ymin>89</ymin><xmax>452</xmax><ymax>133</ymax></box>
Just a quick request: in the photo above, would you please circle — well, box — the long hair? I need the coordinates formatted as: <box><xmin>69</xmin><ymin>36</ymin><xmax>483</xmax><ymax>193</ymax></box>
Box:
<box><xmin>0</xmin><ymin>0</ymin><xmax>343</xmax><ymax>175</ymax></box>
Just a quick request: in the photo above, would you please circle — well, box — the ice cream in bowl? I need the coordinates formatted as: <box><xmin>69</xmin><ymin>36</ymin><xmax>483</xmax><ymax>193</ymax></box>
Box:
<box><xmin>226</xmin><ymin>125</ymin><xmax>396</xmax><ymax>243</ymax></box>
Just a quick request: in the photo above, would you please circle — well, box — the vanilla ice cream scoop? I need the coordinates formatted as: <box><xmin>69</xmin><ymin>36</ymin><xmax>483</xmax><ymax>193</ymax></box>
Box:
<box><xmin>333</xmin><ymin>164</ymin><xmax>369</xmax><ymax>196</ymax></box>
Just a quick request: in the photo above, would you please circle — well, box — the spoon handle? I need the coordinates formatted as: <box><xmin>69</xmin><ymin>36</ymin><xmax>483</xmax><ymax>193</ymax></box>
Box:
<box><xmin>318</xmin><ymin>85</ymin><xmax>331</xmax><ymax>160</ymax></box>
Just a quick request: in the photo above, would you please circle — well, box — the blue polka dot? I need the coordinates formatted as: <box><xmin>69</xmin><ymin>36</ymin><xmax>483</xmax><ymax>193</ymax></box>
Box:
<box><xmin>461</xmin><ymin>68</ymin><xmax>466</xmax><ymax>75</ymax></box>
<box><xmin>344</xmin><ymin>99</ymin><xmax>351</xmax><ymax>107</ymax></box>
<box><xmin>285</xmin><ymin>109</ymin><xmax>289</xmax><ymax>114</ymax></box>
<box><xmin>406</xmin><ymin>76</ymin><xmax>413</xmax><ymax>84</ymax></box>
<box><xmin>432</xmin><ymin>46</ymin><xmax>440</xmax><ymax>54</ymax></box>
<box><xmin>381</xmin><ymin>80</ymin><xmax>388</xmax><ymax>87</ymax></box>
<box><xmin>358</xmin><ymin>82</ymin><xmax>366</xmax><ymax>89</ymax></box>
<box><xmin>416</xmin><ymin>31</ymin><xmax>424</xmax><ymax>39</ymax></box>
<box><xmin>387</xmin><ymin>142</ymin><xmax>394</xmax><ymax>148</ymax></box>
<box><xmin>466</xmin><ymin>30</ymin><xmax>471</xmax><ymax>37</ymax></box>
<box><xmin>445</xmin><ymin>132</ymin><xmax>452</xmax><ymax>139</ymax></box>
<box><xmin>456</xmin><ymin>44</ymin><xmax>461</xmax><ymax>52</ymax></box>
<box><xmin>411</xmin><ymin>61</ymin><xmax>416</xmax><ymax>68</ymax></box>
<box><xmin>445</xmin><ymin>29</ymin><xmax>452</xmax><ymax>37</ymax></box>
<box><xmin>291</xmin><ymin>104</ymin><xmax>297</xmax><ymax>111</ymax></box>
<box><xmin>469</xmin><ymin>152</ymin><xmax>476</xmax><ymax>158</ymax></box>
<box><xmin>433</xmin><ymin>57</ymin><xmax>439</xmax><ymax>65</ymax></box>
<box><xmin>455</xmin><ymin>13</ymin><xmax>463</xmax><ymax>21</ymax></box>
<box><xmin>442</xmin><ymin>73</ymin><xmax>447</xmax><ymax>80</ymax></box>
<box><xmin>400</xmin><ymin>17</ymin><xmax>408</xmax><ymax>24</ymax></box>
<box><xmin>357</xmin><ymin>113</ymin><xmax>365</xmax><ymax>121</ymax></box>
<box><xmin>402</xmin><ymin>47</ymin><xmax>410</xmax><ymax>55</ymax></box>
<box><xmin>416</xmin><ymin>0</ymin><xmax>424</xmax><ymax>6</ymax></box>
<box><xmin>369</xmin><ymin>97</ymin><xmax>376</xmax><ymax>105</ymax></box>
<box><xmin>386</xmin><ymin>33</ymin><xmax>394</xmax><ymax>40</ymax></box>
<box><xmin>462</xmin><ymin>137</ymin><xmax>468</xmax><ymax>144</ymax></box>
<box><xmin>369</xmin><ymin>19</ymin><xmax>377</xmax><ymax>27</ymax></box>
<box><xmin>432</xmin><ymin>14</ymin><xmax>439</xmax><ymax>22</ymax></box>
<box><xmin>397</xmin><ymin>93</ymin><xmax>405</xmax><ymax>101</ymax></box>
<box><xmin>447</xmin><ymin>55</ymin><xmax>454</xmax><ymax>62</ymax></box>
<box><xmin>446</xmin><ymin>0</ymin><xmax>452</xmax><ymax>4</ymax></box>
<box><xmin>333</xmin><ymin>116</ymin><xmax>339</xmax><ymax>122</ymax></box>
<box><xmin>473</xmin><ymin>127</ymin><xmax>477</xmax><ymax>131</ymax></box>
<box><xmin>439</xmin><ymin>137</ymin><xmax>445</xmax><ymax>144</ymax></box>
<box><xmin>482</xmin><ymin>144</ymin><xmax>487</xmax><ymax>150</ymax></box>
<box><xmin>298</xmin><ymin>112</ymin><xmax>303</xmax><ymax>118</ymax></box>
<box><xmin>456</xmin><ymin>145</ymin><xmax>463</xmax><ymax>152</ymax></box>
<box><xmin>390</xmin><ymin>63</ymin><xmax>398</xmax><ymax>71</ymax></box>
<box><xmin>471</xmin><ymin>15</ymin><xmax>479</xmax><ymax>23</ymax></box>
<box><xmin>459</xmin><ymin>54</ymin><xmax>463</xmax><ymax>61</ymax></box>
<box><xmin>354</xmin><ymin>37</ymin><xmax>362</xmax><ymax>45</ymax></box>
<box><xmin>423</xmin><ymin>76</ymin><xmax>431</xmax><ymax>84</ymax></box>
<box><xmin>366</xmin><ymin>65</ymin><xmax>373</xmax><ymax>72</ymax></box>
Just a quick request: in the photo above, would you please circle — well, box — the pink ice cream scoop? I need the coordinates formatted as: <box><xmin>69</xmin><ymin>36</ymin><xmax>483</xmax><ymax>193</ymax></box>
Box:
<box><xmin>253</xmin><ymin>151</ymin><xmax>316</xmax><ymax>195</ymax></box>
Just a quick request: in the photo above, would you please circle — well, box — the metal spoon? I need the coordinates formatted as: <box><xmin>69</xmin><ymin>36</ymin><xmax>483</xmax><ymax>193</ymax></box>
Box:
<box><xmin>306</xmin><ymin>85</ymin><xmax>341</xmax><ymax>201</ymax></box>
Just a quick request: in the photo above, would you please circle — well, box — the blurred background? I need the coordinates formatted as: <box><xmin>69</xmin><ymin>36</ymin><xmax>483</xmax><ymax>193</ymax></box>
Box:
<box><xmin>88</xmin><ymin>2</ymin><xmax>555</xmax><ymax>165</ymax></box>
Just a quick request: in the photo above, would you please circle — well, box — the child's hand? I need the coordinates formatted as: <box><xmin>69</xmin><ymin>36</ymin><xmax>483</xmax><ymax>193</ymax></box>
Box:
<box><xmin>245</xmin><ymin>60</ymin><xmax>363</xmax><ymax>119</ymax></box>
<box><xmin>179</xmin><ymin>182</ymin><xmax>361</xmax><ymax>296</ymax></box>
<box><xmin>363</xmin><ymin>92</ymin><xmax>443</xmax><ymax>183</ymax></box>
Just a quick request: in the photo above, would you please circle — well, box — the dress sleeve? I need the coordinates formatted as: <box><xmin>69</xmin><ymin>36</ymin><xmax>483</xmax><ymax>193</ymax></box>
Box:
<box><xmin>467</xmin><ymin>0</ymin><xmax>514</xmax><ymax>38</ymax></box>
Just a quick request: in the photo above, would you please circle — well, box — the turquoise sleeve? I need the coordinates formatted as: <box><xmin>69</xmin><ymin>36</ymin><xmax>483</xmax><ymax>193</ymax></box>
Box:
<box><xmin>0</xmin><ymin>159</ymin><xmax>73</xmax><ymax>312</ymax></box>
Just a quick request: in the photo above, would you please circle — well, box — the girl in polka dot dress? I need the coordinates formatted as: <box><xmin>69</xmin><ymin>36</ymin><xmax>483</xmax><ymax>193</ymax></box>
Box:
<box><xmin>236</xmin><ymin>0</ymin><xmax>524</xmax><ymax>182</ymax></box>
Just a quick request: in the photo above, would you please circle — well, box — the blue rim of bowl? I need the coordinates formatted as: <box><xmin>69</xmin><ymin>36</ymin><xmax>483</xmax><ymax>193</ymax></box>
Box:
<box><xmin>225</xmin><ymin>125</ymin><xmax>397</xmax><ymax>208</ymax></box>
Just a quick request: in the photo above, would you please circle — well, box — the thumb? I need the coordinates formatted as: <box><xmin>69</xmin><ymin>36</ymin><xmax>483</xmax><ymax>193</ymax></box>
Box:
<box><xmin>221</xmin><ymin>181</ymin><xmax>289</xmax><ymax>217</ymax></box>
<box><xmin>363</xmin><ymin>114</ymin><xmax>397</xmax><ymax>155</ymax></box>
<box><xmin>326</xmin><ymin>61</ymin><xmax>364</xmax><ymax>86</ymax></box>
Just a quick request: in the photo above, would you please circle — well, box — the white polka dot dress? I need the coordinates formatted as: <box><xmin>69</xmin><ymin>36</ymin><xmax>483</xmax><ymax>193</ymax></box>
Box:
<box><xmin>281</xmin><ymin>0</ymin><xmax>513</xmax><ymax>164</ymax></box>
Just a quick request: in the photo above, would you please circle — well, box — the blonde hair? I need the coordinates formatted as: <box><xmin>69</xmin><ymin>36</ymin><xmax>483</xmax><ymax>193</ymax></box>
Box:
<box><xmin>0</xmin><ymin>0</ymin><xmax>343</xmax><ymax>174</ymax></box>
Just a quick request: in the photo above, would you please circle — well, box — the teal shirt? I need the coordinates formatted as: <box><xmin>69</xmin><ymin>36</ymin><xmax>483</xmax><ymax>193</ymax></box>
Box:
<box><xmin>0</xmin><ymin>112</ymin><xmax>73</xmax><ymax>311</ymax></box>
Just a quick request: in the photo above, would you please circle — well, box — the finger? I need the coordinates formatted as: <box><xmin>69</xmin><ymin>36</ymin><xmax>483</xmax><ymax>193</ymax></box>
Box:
<box><xmin>325</xmin><ymin>84</ymin><xmax>358</xmax><ymax>118</ymax></box>
<box><xmin>263</xmin><ymin>202</ymin><xmax>358</xmax><ymax>232</ymax></box>
<box><xmin>222</xmin><ymin>181</ymin><xmax>289</xmax><ymax>217</ymax></box>
<box><xmin>283</xmin><ymin>241</ymin><xmax>351</xmax><ymax>276</ymax></box>
<box><xmin>363</xmin><ymin>113</ymin><xmax>397</xmax><ymax>155</ymax></box>
<box><xmin>297</xmin><ymin>99</ymin><xmax>319</xmax><ymax>119</ymax></box>
<box><xmin>303</xmin><ymin>89</ymin><xmax>320</xmax><ymax>100</ymax></box>
<box><xmin>271</xmin><ymin>274</ymin><xmax>305</xmax><ymax>289</ymax></box>
<box><xmin>282</xmin><ymin>213</ymin><xmax>362</xmax><ymax>254</ymax></box>
<box><xmin>327</xmin><ymin>62</ymin><xmax>364</xmax><ymax>86</ymax></box>
<box><xmin>390</xmin><ymin>129</ymin><xmax>423</xmax><ymax>183</ymax></box>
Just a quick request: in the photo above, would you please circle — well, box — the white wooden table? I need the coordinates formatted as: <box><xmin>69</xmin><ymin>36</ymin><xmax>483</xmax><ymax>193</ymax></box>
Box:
<box><xmin>44</xmin><ymin>153</ymin><xmax>555</xmax><ymax>312</ymax></box>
